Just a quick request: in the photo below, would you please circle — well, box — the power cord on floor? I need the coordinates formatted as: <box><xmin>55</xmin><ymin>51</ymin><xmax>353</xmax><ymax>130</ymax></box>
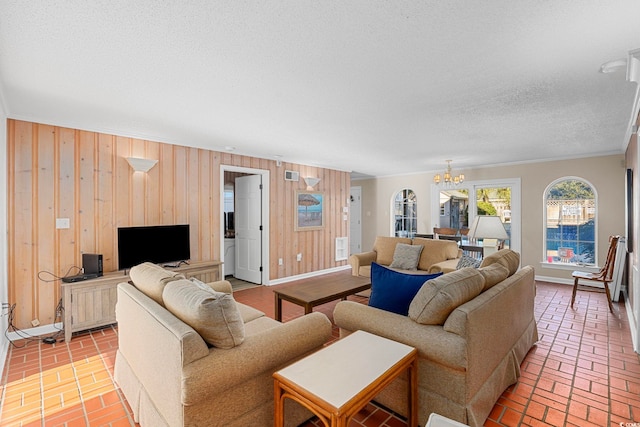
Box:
<box><xmin>4</xmin><ymin>298</ymin><xmax>64</xmax><ymax>348</ymax></box>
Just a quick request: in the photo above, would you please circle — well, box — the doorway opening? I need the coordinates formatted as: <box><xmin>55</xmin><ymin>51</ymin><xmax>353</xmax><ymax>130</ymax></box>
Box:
<box><xmin>220</xmin><ymin>166</ymin><xmax>270</xmax><ymax>286</ymax></box>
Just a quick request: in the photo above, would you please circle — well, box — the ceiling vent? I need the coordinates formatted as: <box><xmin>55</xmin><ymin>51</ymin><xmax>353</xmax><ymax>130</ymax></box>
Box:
<box><xmin>284</xmin><ymin>170</ymin><xmax>299</xmax><ymax>182</ymax></box>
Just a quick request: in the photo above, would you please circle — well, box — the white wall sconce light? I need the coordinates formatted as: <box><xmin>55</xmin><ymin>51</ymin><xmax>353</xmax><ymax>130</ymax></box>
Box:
<box><xmin>126</xmin><ymin>157</ymin><xmax>158</xmax><ymax>173</ymax></box>
<box><xmin>303</xmin><ymin>177</ymin><xmax>321</xmax><ymax>190</ymax></box>
<box><xmin>599</xmin><ymin>58</ymin><xmax>627</xmax><ymax>73</ymax></box>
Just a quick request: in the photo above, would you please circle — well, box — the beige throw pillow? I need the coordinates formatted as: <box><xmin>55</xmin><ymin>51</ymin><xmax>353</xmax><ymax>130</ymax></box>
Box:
<box><xmin>478</xmin><ymin>263</ymin><xmax>510</xmax><ymax>291</ymax></box>
<box><xmin>129</xmin><ymin>262</ymin><xmax>185</xmax><ymax>306</ymax></box>
<box><xmin>479</xmin><ymin>249</ymin><xmax>520</xmax><ymax>276</ymax></box>
<box><xmin>408</xmin><ymin>268</ymin><xmax>485</xmax><ymax>325</ymax></box>
<box><xmin>163</xmin><ymin>279</ymin><xmax>245</xmax><ymax>349</ymax></box>
<box><xmin>389</xmin><ymin>243</ymin><xmax>423</xmax><ymax>270</ymax></box>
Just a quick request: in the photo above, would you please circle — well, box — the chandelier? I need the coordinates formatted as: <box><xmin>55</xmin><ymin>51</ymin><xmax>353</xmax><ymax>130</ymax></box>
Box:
<box><xmin>433</xmin><ymin>160</ymin><xmax>464</xmax><ymax>187</ymax></box>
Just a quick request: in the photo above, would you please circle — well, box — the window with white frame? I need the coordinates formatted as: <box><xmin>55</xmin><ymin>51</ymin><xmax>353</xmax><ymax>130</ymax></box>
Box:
<box><xmin>431</xmin><ymin>178</ymin><xmax>521</xmax><ymax>255</ymax></box>
<box><xmin>544</xmin><ymin>178</ymin><xmax>596</xmax><ymax>264</ymax></box>
<box><xmin>393</xmin><ymin>189</ymin><xmax>417</xmax><ymax>238</ymax></box>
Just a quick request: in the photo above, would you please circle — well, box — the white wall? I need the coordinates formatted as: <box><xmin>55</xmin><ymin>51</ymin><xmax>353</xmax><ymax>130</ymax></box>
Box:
<box><xmin>355</xmin><ymin>155</ymin><xmax>626</xmax><ymax>283</ymax></box>
<box><xmin>355</xmin><ymin>171</ymin><xmax>433</xmax><ymax>249</ymax></box>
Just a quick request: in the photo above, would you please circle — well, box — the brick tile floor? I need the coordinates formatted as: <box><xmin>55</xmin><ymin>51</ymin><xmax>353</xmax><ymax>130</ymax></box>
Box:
<box><xmin>1</xmin><ymin>279</ymin><xmax>639</xmax><ymax>426</ymax></box>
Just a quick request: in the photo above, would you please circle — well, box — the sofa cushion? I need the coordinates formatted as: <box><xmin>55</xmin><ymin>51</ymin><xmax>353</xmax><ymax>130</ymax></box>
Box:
<box><xmin>373</xmin><ymin>236</ymin><xmax>412</xmax><ymax>266</ymax></box>
<box><xmin>456</xmin><ymin>254</ymin><xmax>481</xmax><ymax>269</ymax></box>
<box><xmin>478</xmin><ymin>263</ymin><xmax>510</xmax><ymax>291</ymax></box>
<box><xmin>480</xmin><ymin>249</ymin><xmax>520</xmax><ymax>276</ymax></box>
<box><xmin>369</xmin><ymin>263</ymin><xmax>442</xmax><ymax>315</ymax></box>
<box><xmin>389</xmin><ymin>243</ymin><xmax>423</xmax><ymax>270</ymax></box>
<box><xmin>162</xmin><ymin>279</ymin><xmax>245</xmax><ymax>349</ymax></box>
<box><xmin>129</xmin><ymin>262</ymin><xmax>185</xmax><ymax>306</ymax></box>
<box><xmin>408</xmin><ymin>268</ymin><xmax>485</xmax><ymax>325</ymax></box>
<box><xmin>412</xmin><ymin>238</ymin><xmax>460</xmax><ymax>271</ymax></box>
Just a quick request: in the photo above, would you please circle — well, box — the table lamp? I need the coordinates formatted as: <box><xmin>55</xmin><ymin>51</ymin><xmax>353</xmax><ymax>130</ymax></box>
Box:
<box><xmin>468</xmin><ymin>215</ymin><xmax>509</xmax><ymax>257</ymax></box>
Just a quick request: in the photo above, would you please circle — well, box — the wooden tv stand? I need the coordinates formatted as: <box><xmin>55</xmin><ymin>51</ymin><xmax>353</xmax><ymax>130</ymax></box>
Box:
<box><xmin>61</xmin><ymin>260</ymin><xmax>222</xmax><ymax>342</ymax></box>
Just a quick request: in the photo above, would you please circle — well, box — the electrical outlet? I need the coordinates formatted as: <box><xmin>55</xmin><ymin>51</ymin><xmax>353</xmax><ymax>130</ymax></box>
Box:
<box><xmin>296</xmin><ymin>253</ymin><xmax>302</xmax><ymax>262</ymax></box>
<box><xmin>278</xmin><ymin>258</ymin><xmax>283</xmax><ymax>266</ymax></box>
<box><xmin>55</xmin><ymin>218</ymin><xmax>70</xmax><ymax>229</ymax></box>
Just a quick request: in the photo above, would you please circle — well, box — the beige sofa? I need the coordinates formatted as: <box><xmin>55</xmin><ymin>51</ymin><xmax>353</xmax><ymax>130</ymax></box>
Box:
<box><xmin>114</xmin><ymin>262</ymin><xmax>332</xmax><ymax>427</ymax></box>
<box><xmin>334</xmin><ymin>249</ymin><xmax>538</xmax><ymax>427</ymax></box>
<box><xmin>349</xmin><ymin>236</ymin><xmax>462</xmax><ymax>277</ymax></box>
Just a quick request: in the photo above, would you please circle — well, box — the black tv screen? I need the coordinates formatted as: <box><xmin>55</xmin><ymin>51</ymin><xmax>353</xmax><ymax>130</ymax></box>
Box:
<box><xmin>117</xmin><ymin>224</ymin><xmax>191</xmax><ymax>270</ymax></box>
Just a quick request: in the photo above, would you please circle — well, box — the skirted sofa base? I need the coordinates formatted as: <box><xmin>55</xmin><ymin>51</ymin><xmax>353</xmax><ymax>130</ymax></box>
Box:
<box><xmin>334</xmin><ymin>249</ymin><xmax>538</xmax><ymax>426</ymax></box>
<box><xmin>114</xmin><ymin>262</ymin><xmax>332</xmax><ymax>427</ymax></box>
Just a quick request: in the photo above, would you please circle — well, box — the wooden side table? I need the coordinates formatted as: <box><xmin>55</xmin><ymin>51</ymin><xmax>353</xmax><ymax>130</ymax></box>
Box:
<box><xmin>273</xmin><ymin>330</ymin><xmax>417</xmax><ymax>427</ymax></box>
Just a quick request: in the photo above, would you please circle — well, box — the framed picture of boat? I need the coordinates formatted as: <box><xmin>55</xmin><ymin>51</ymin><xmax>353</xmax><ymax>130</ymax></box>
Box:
<box><xmin>295</xmin><ymin>191</ymin><xmax>324</xmax><ymax>231</ymax></box>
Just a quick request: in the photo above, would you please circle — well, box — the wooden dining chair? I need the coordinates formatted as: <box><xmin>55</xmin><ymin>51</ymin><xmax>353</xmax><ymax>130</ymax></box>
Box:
<box><xmin>433</xmin><ymin>227</ymin><xmax>458</xmax><ymax>237</ymax></box>
<box><xmin>570</xmin><ymin>235</ymin><xmax>620</xmax><ymax>313</ymax></box>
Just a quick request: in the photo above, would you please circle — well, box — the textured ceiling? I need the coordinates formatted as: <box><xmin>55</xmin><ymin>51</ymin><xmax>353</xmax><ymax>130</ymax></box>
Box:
<box><xmin>0</xmin><ymin>1</ymin><xmax>638</xmax><ymax>178</ymax></box>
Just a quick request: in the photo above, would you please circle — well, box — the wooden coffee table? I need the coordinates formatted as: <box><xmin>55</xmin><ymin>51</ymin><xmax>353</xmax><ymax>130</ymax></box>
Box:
<box><xmin>273</xmin><ymin>330</ymin><xmax>418</xmax><ymax>426</ymax></box>
<box><xmin>273</xmin><ymin>272</ymin><xmax>371</xmax><ymax>321</ymax></box>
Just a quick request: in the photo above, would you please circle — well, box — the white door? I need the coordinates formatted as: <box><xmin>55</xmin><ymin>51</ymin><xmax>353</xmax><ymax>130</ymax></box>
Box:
<box><xmin>235</xmin><ymin>175</ymin><xmax>262</xmax><ymax>284</ymax></box>
<box><xmin>350</xmin><ymin>187</ymin><xmax>362</xmax><ymax>255</ymax></box>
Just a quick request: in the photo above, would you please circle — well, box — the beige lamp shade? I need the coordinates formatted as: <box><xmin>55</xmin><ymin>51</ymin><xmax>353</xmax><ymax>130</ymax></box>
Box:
<box><xmin>468</xmin><ymin>215</ymin><xmax>508</xmax><ymax>240</ymax></box>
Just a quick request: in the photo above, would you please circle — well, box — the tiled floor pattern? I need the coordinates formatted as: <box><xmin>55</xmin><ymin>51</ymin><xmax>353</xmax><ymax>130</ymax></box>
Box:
<box><xmin>0</xmin><ymin>326</ymin><xmax>131</xmax><ymax>426</ymax></box>
<box><xmin>0</xmin><ymin>279</ymin><xmax>639</xmax><ymax>426</ymax></box>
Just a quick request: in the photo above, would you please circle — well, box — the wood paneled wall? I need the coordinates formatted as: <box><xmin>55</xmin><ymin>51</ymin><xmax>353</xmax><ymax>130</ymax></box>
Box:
<box><xmin>7</xmin><ymin>120</ymin><xmax>350</xmax><ymax>329</ymax></box>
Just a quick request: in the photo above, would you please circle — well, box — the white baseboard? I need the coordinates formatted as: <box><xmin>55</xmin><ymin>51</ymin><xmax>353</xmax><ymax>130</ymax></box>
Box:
<box><xmin>6</xmin><ymin>322</ymin><xmax>63</xmax><ymax>342</ymax></box>
<box><xmin>534</xmin><ymin>275</ymin><xmax>572</xmax><ymax>285</ymax></box>
<box><xmin>267</xmin><ymin>265</ymin><xmax>351</xmax><ymax>286</ymax></box>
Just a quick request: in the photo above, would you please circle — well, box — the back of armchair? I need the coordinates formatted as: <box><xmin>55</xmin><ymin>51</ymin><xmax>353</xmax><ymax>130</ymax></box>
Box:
<box><xmin>116</xmin><ymin>282</ymin><xmax>210</xmax><ymax>426</ymax></box>
<box><xmin>373</xmin><ymin>236</ymin><xmax>412</xmax><ymax>265</ymax></box>
<box><xmin>412</xmin><ymin>238</ymin><xmax>461</xmax><ymax>271</ymax></box>
<box><xmin>441</xmin><ymin>263</ymin><xmax>536</xmax><ymax>400</ymax></box>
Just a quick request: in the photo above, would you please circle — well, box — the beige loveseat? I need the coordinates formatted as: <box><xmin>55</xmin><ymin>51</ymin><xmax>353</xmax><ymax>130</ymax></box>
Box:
<box><xmin>334</xmin><ymin>249</ymin><xmax>538</xmax><ymax>427</ymax></box>
<box><xmin>349</xmin><ymin>236</ymin><xmax>462</xmax><ymax>277</ymax></box>
<box><xmin>114</xmin><ymin>262</ymin><xmax>332</xmax><ymax>427</ymax></box>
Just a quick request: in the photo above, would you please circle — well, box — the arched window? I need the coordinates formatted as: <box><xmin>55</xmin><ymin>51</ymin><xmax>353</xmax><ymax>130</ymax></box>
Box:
<box><xmin>393</xmin><ymin>189</ymin><xmax>417</xmax><ymax>238</ymax></box>
<box><xmin>544</xmin><ymin>178</ymin><xmax>596</xmax><ymax>264</ymax></box>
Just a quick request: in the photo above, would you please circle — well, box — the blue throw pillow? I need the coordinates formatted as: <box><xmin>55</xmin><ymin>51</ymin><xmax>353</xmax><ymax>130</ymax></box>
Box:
<box><xmin>368</xmin><ymin>263</ymin><xmax>443</xmax><ymax>315</ymax></box>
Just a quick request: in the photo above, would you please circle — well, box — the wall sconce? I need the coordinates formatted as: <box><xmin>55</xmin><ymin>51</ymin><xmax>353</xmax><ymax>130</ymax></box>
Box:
<box><xmin>303</xmin><ymin>177</ymin><xmax>321</xmax><ymax>190</ymax></box>
<box><xmin>126</xmin><ymin>157</ymin><xmax>158</xmax><ymax>173</ymax></box>
<box><xmin>599</xmin><ymin>58</ymin><xmax>627</xmax><ymax>73</ymax></box>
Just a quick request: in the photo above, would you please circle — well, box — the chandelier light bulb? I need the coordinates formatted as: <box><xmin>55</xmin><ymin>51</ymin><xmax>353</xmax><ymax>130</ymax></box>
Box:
<box><xmin>433</xmin><ymin>160</ymin><xmax>464</xmax><ymax>188</ymax></box>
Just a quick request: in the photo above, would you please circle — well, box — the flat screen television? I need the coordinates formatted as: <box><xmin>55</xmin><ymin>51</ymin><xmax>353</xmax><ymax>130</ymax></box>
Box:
<box><xmin>117</xmin><ymin>224</ymin><xmax>191</xmax><ymax>270</ymax></box>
